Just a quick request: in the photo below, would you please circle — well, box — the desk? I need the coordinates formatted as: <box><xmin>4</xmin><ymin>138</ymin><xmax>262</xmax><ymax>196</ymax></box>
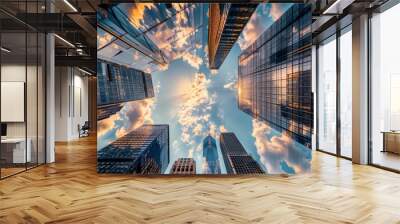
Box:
<box><xmin>1</xmin><ymin>138</ymin><xmax>31</xmax><ymax>163</ymax></box>
<box><xmin>382</xmin><ymin>131</ymin><xmax>400</xmax><ymax>154</ymax></box>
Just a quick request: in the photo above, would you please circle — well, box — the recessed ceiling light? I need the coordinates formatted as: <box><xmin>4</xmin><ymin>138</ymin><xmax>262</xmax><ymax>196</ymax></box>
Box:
<box><xmin>54</xmin><ymin>34</ymin><xmax>75</xmax><ymax>48</ymax></box>
<box><xmin>63</xmin><ymin>0</ymin><xmax>78</xmax><ymax>12</ymax></box>
<box><xmin>1</xmin><ymin>47</ymin><xmax>11</xmax><ymax>53</ymax></box>
<box><xmin>78</xmin><ymin>67</ymin><xmax>93</xmax><ymax>76</ymax></box>
<box><xmin>323</xmin><ymin>0</ymin><xmax>354</xmax><ymax>15</ymax></box>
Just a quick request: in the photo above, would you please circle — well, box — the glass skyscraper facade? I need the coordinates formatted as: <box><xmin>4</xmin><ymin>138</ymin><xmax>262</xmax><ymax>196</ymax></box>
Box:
<box><xmin>208</xmin><ymin>3</ymin><xmax>258</xmax><ymax>69</ymax></box>
<box><xmin>202</xmin><ymin>135</ymin><xmax>221</xmax><ymax>174</ymax></box>
<box><xmin>238</xmin><ymin>4</ymin><xmax>313</xmax><ymax>147</ymax></box>
<box><xmin>220</xmin><ymin>133</ymin><xmax>265</xmax><ymax>174</ymax></box>
<box><xmin>97</xmin><ymin>125</ymin><xmax>169</xmax><ymax>174</ymax></box>
<box><xmin>97</xmin><ymin>4</ymin><xmax>167</xmax><ymax>72</ymax></box>
<box><xmin>97</xmin><ymin>60</ymin><xmax>154</xmax><ymax>120</ymax></box>
<box><xmin>97</xmin><ymin>59</ymin><xmax>154</xmax><ymax>107</ymax></box>
<box><xmin>97</xmin><ymin>103</ymin><xmax>123</xmax><ymax>121</ymax></box>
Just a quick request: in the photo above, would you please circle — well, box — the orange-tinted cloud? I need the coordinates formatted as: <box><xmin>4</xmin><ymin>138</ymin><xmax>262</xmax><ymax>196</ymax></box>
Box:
<box><xmin>219</xmin><ymin>125</ymin><xmax>228</xmax><ymax>133</ymax></box>
<box><xmin>270</xmin><ymin>4</ymin><xmax>284</xmax><ymax>21</ymax></box>
<box><xmin>98</xmin><ymin>113</ymin><xmax>120</xmax><ymax>138</ymax></box>
<box><xmin>97</xmin><ymin>32</ymin><xmax>113</xmax><ymax>49</ymax></box>
<box><xmin>128</xmin><ymin>3</ymin><xmax>156</xmax><ymax>29</ymax></box>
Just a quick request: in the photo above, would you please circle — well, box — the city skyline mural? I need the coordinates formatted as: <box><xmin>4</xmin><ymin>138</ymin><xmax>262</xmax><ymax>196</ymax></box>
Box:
<box><xmin>97</xmin><ymin>3</ymin><xmax>313</xmax><ymax>175</ymax></box>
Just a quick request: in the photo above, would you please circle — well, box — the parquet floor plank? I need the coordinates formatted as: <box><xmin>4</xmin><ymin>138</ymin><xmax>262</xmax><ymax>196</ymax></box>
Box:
<box><xmin>1</xmin><ymin>135</ymin><xmax>400</xmax><ymax>223</ymax></box>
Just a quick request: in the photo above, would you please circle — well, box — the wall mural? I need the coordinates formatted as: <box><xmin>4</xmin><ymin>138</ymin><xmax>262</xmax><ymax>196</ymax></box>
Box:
<box><xmin>97</xmin><ymin>3</ymin><xmax>312</xmax><ymax>175</ymax></box>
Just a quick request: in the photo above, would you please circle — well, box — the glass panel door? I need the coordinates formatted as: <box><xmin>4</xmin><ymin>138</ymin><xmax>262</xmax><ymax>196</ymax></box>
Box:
<box><xmin>1</xmin><ymin>30</ymin><xmax>28</xmax><ymax>177</ymax></box>
<box><xmin>0</xmin><ymin>1</ymin><xmax>46</xmax><ymax>179</ymax></box>
<box><xmin>38</xmin><ymin>32</ymin><xmax>46</xmax><ymax>165</ymax></box>
<box><xmin>27</xmin><ymin>31</ymin><xmax>38</xmax><ymax>169</ymax></box>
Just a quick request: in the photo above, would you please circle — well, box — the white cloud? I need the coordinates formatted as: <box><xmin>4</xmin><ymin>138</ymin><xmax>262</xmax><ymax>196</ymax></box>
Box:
<box><xmin>115</xmin><ymin>99</ymin><xmax>155</xmax><ymax>138</ymax></box>
<box><xmin>252</xmin><ymin>119</ymin><xmax>311</xmax><ymax>174</ymax></box>
<box><xmin>237</xmin><ymin>4</ymin><xmax>285</xmax><ymax>51</ymax></box>
<box><xmin>97</xmin><ymin>96</ymin><xmax>156</xmax><ymax>148</ymax></box>
<box><xmin>175</xmin><ymin>72</ymin><xmax>221</xmax><ymax>159</ymax></box>
<box><xmin>144</xmin><ymin>4</ymin><xmax>204</xmax><ymax>71</ymax></box>
<box><xmin>237</xmin><ymin>12</ymin><xmax>264</xmax><ymax>50</ymax></box>
<box><xmin>181</xmin><ymin>51</ymin><xmax>203</xmax><ymax>69</ymax></box>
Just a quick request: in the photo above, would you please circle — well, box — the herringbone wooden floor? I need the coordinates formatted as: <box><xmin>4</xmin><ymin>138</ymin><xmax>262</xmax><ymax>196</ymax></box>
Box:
<box><xmin>1</xmin><ymin>135</ymin><xmax>400</xmax><ymax>224</ymax></box>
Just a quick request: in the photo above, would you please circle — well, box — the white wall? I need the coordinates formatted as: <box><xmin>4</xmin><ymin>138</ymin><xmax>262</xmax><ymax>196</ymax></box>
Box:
<box><xmin>1</xmin><ymin>65</ymin><xmax>26</xmax><ymax>139</ymax></box>
<box><xmin>1</xmin><ymin>63</ymin><xmax>46</xmax><ymax>164</ymax></box>
<box><xmin>54</xmin><ymin>67</ymin><xmax>89</xmax><ymax>141</ymax></box>
<box><xmin>1</xmin><ymin>65</ymin><xmax>40</xmax><ymax>138</ymax></box>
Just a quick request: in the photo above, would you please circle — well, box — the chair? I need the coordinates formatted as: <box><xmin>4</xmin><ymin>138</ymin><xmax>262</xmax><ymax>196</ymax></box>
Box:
<box><xmin>79</xmin><ymin>121</ymin><xmax>90</xmax><ymax>138</ymax></box>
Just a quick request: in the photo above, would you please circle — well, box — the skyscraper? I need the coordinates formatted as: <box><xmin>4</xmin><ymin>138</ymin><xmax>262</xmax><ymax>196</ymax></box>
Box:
<box><xmin>170</xmin><ymin>158</ymin><xmax>196</xmax><ymax>175</ymax></box>
<box><xmin>97</xmin><ymin>59</ymin><xmax>154</xmax><ymax>120</ymax></box>
<box><xmin>97</xmin><ymin>103</ymin><xmax>123</xmax><ymax>121</ymax></box>
<box><xmin>219</xmin><ymin>132</ymin><xmax>265</xmax><ymax>174</ymax></box>
<box><xmin>97</xmin><ymin>125</ymin><xmax>169</xmax><ymax>174</ymax></box>
<box><xmin>208</xmin><ymin>3</ymin><xmax>258</xmax><ymax>69</ymax></box>
<box><xmin>97</xmin><ymin>4</ymin><xmax>167</xmax><ymax>72</ymax></box>
<box><xmin>238</xmin><ymin>4</ymin><xmax>313</xmax><ymax>147</ymax></box>
<box><xmin>202</xmin><ymin>135</ymin><xmax>221</xmax><ymax>174</ymax></box>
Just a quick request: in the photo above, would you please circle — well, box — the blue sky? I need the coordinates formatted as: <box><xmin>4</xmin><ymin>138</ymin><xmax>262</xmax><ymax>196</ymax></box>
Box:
<box><xmin>97</xmin><ymin>3</ymin><xmax>311</xmax><ymax>174</ymax></box>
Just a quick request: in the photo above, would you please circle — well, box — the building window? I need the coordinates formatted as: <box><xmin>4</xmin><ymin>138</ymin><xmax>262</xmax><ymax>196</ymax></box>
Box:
<box><xmin>370</xmin><ymin>3</ymin><xmax>400</xmax><ymax>171</ymax></box>
<box><xmin>339</xmin><ymin>26</ymin><xmax>352</xmax><ymax>158</ymax></box>
<box><xmin>317</xmin><ymin>35</ymin><xmax>337</xmax><ymax>155</ymax></box>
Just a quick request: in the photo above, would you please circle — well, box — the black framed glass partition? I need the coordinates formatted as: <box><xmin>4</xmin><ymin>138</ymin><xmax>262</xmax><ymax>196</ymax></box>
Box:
<box><xmin>0</xmin><ymin>0</ymin><xmax>46</xmax><ymax>179</ymax></box>
<box><xmin>370</xmin><ymin>2</ymin><xmax>400</xmax><ymax>172</ymax></box>
<box><xmin>316</xmin><ymin>22</ymin><xmax>353</xmax><ymax>159</ymax></box>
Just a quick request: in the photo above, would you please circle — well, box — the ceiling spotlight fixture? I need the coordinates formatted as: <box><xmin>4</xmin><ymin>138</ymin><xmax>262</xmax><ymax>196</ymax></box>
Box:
<box><xmin>54</xmin><ymin>34</ymin><xmax>75</xmax><ymax>48</ymax></box>
<box><xmin>1</xmin><ymin>47</ymin><xmax>11</xmax><ymax>53</ymax></box>
<box><xmin>63</xmin><ymin>0</ymin><xmax>78</xmax><ymax>12</ymax></box>
<box><xmin>76</xmin><ymin>48</ymin><xmax>84</xmax><ymax>55</ymax></box>
<box><xmin>323</xmin><ymin>0</ymin><xmax>355</xmax><ymax>15</ymax></box>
